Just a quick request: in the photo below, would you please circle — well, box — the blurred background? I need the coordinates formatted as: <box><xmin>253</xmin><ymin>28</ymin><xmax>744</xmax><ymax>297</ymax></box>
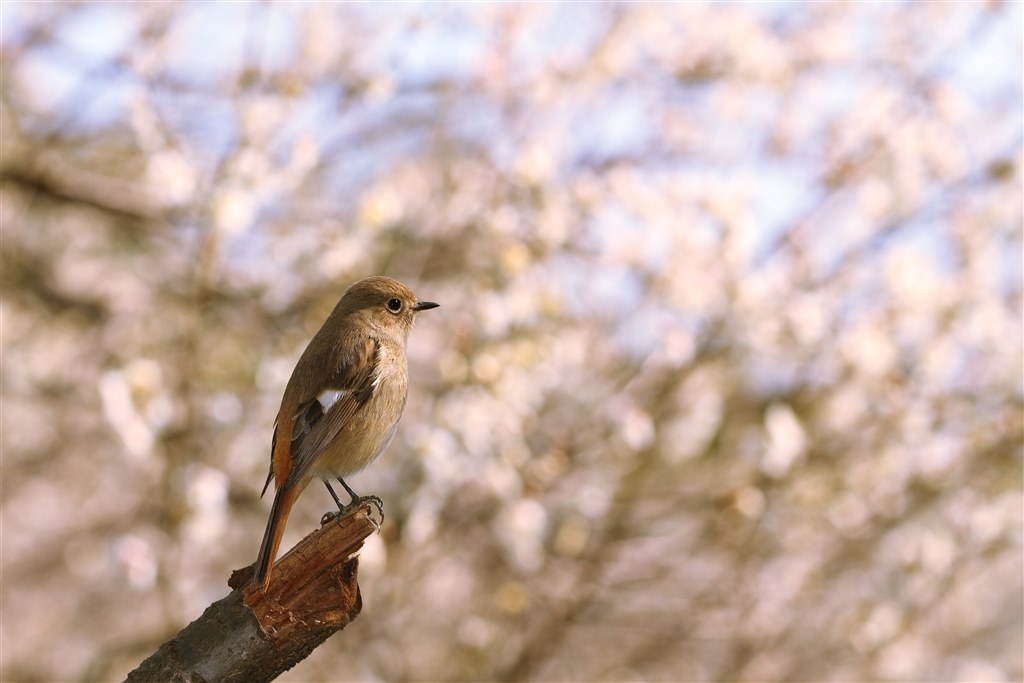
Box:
<box><xmin>1</xmin><ymin>2</ymin><xmax>1021</xmax><ymax>682</ymax></box>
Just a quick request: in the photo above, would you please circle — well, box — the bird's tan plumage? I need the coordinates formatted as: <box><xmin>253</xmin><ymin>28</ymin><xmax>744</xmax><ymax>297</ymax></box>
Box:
<box><xmin>254</xmin><ymin>276</ymin><xmax>437</xmax><ymax>589</ymax></box>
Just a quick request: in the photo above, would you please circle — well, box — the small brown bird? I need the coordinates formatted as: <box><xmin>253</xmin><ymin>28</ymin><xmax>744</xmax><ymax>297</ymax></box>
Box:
<box><xmin>254</xmin><ymin>276</ymin><xmax>438</xmax><ymax>589</ymax></box>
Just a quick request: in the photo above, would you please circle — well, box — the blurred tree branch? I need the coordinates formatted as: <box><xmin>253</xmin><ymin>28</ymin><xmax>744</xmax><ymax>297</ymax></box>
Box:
<box><xmin>0</xmin><ymin>158</ymin><xmax>161</xmax><ymax>224</ymax></box>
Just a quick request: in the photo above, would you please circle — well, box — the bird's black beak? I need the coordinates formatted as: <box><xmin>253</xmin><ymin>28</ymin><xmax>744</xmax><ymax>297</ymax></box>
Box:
<box><xmin>413</xmin><ymin>300</ymin><xmax>440</xmax><ymax>312</ymax></box>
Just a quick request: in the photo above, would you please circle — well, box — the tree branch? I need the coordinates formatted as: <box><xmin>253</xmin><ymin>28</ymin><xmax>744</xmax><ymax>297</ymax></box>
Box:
<box><xmin>124</xmin><ymin>505</ymin><xmax>379</xmax><ymax>683</ymax></box>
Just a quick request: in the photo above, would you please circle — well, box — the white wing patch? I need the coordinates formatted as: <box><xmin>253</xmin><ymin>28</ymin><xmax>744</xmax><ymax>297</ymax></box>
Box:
<box><xmin>317</xmin><ymin>388</ymin><xmax>346</xmax><ymax>413</ymax></box>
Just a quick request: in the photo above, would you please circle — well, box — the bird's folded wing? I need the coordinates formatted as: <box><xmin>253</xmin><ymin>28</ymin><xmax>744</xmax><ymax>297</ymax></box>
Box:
<box><xmin>283</xmin><ymin>337</ymin><xmax>380</xmax><ymax>490</ymax></box>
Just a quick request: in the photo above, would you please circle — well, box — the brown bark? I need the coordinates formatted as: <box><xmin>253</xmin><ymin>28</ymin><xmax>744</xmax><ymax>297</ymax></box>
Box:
<box><xmin>124</xmin><ymin>506</ymin><xmax>379</xmax><ymax>683</ymax></box>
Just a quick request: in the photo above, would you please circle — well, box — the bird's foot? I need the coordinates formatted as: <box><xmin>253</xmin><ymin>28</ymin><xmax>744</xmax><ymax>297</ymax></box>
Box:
<box><xmin>321</xmin><ymin>495</ymin><xmax>384</xmax><ymax>530</ymax></box>
<box><xmin>356</xmin><ymin>495</ymin><xmax>384</xmax><ymax>530</ymax></box>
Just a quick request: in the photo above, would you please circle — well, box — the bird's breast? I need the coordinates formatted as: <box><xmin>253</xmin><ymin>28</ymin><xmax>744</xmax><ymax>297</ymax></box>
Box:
<box><xmin>311</xmin><ymin>344</ymin><xmax>409</xmax><ymax>479</ymax></box>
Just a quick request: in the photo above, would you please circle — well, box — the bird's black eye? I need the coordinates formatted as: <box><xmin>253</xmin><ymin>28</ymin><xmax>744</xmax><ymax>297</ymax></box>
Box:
<box><xmin>386</xmin><ymin>298</ymin><xmax>402</xmax><ymax>313</ymax></box>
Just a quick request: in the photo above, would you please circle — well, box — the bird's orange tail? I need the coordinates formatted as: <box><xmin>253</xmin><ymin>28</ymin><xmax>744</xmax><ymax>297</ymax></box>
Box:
<box><xmin>253</xmin><ymin>485</ymin><xmax>298</xmax><ymax>590</ymax></box>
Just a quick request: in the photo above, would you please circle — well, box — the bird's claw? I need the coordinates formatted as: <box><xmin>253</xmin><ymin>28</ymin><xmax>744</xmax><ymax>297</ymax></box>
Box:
<box><xmin>321</xmin><ymin>495</ymin><xmax>384</xmax><ymax>531</ymax></box>
<box><xmin>359</xmin><ymin>495</ymin><xmax>384</xmax><ymax>530</ymax></box>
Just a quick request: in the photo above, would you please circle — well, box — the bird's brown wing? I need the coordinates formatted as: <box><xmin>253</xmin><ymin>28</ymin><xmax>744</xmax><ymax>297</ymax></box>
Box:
<box><xmin>281</xmin><ymin>336</ymin><xmax>380</xmax><ymax>490</ymax></box>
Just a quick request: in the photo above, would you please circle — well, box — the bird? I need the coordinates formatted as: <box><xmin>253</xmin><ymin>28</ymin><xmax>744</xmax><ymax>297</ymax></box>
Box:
<box><xmin>253</xmin><ymin>275</ymin><xmax>438</xmax><ymax>589</ymax></box>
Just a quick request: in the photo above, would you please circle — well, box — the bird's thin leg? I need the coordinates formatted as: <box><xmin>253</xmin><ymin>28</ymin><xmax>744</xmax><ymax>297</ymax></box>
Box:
<box><xmin>337</xmin><ymin>477</ymin><xmax>384</xmax><ymax>522</ymax></box>
<box><xmin>321</xmin><ymin>481</ymin><xmax>350</xmax><ymax>526</ymax></box>
<box><xmin>336</xmin><ymin>477</ymin><xmax>360</xmax><ymax>504</ymax></box>
<box><xmin>324</xmin><ymin>480</ymin><xmax>346</xmax><ymax>510</ymax></box>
